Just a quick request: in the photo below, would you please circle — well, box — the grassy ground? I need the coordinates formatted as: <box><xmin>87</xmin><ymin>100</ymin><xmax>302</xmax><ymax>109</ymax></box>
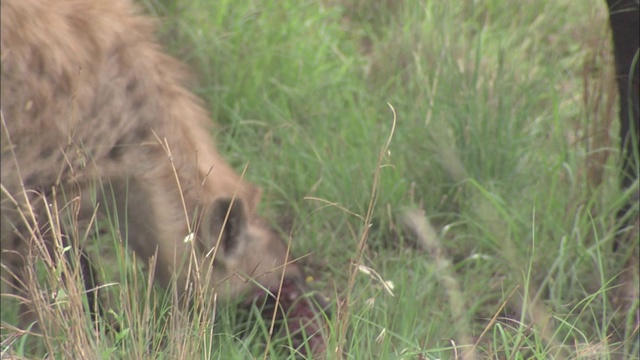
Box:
<box><xmin>2</xmin><ymin>0</ymin><xmax>638</xmax><ymax>358</ymax></box>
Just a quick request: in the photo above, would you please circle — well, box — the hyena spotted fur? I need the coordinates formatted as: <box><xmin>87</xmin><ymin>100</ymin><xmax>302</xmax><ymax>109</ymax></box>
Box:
<box><xmin>1</xmin><ymin>0</ymin><xmax>324</xmax><ymax>343</ymax></box>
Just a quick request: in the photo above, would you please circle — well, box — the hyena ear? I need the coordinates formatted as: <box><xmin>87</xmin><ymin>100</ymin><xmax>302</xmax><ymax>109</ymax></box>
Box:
<box><xmin>206</xmin><ymin>197</ymin><xmax>249</xmax><ymax>257</ymax></box>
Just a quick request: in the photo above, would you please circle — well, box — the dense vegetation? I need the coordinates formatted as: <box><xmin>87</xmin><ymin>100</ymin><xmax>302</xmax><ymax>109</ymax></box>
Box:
<box><xmin>2</xmin><ymin>0</ymin><xmax>637</xmax><ymax>358</ymax></box>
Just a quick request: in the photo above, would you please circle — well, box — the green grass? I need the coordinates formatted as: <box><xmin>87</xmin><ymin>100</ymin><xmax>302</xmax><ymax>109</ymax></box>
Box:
<box><xmin>2</xmin><ymin>0</ymin><xmax>638</xmax><ymax>358</ymax></box>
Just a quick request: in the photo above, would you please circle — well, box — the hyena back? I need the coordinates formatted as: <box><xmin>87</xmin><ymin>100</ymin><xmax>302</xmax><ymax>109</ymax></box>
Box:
<box><xmin>1</xmin><ymin>0</ymin><xmax>307</xmax><ymax>324</ymax></box>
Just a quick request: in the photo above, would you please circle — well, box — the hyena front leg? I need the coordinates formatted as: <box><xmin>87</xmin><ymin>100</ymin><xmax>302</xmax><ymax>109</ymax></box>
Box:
<box><xmin>70</xmin><ymin>177</ymin><xmax>165</xmax><ymax>327</ymax></box>
<box><xmin>1</xmin><ymin>188</ymin><xmax>105</xmax><ymax>331</ymax></box>
<box><xmin>1</xmin><ymin>178</ymin><xmax>156</xmax><ymax>331</ymax></box>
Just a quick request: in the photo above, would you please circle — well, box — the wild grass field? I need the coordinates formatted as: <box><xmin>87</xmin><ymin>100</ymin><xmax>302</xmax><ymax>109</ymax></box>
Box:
<box><xmin>2</xmin><ymin>0</ymin><xmax>638</xmax><ymax>358</ymax></box>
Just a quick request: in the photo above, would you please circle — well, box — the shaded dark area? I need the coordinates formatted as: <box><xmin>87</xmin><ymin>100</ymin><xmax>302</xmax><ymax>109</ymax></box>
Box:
<box><xmin>607</xmin><ymin>0</ymin><xmax>640</xmax><ymax>190</ymax></box>
<box><xmin>606</xmin><ymin>0</ymin><xmax>640</xmax><ymax>249</ymax></box>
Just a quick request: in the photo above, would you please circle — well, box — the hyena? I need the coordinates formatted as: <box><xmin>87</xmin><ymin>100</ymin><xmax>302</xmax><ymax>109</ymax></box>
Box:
<box><xmin>1</xmin><ymin>0</ymin><xmax>325</xmax><ymax>351</ymax></box>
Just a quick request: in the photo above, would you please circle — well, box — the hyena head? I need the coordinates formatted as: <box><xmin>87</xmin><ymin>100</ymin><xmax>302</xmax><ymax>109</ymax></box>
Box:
<box><xmin>194</xmin><ymin>197</ymin><xmax>304</xmax><ymax>298</ymax></box>
<box><xmin>81</xmin><ymin>176</ymin><xmax>327</xmax><ymax>338</ymax></box>
<box><xmin>74</xmin><ymin>177</ymin><xmax>310</xmax><ymax>304</ymax></box>
<box><xmin>203</xmin><ymin>200</ymin><xmax>329</xmax><ymax>353</ymax></box>
<box><xmin>182</xmin><ymin>194</ymin><xmax>328</xmax><ymax>352</ymax></box>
